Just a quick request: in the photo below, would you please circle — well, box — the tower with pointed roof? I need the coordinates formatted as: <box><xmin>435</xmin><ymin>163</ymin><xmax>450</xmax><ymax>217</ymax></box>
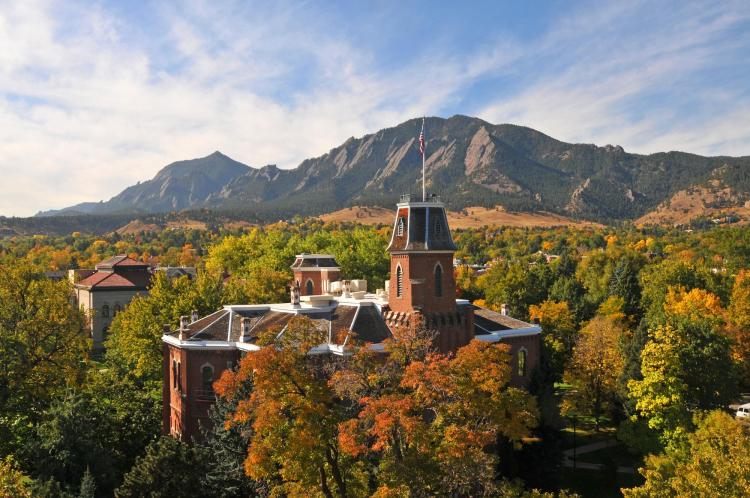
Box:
<box><xmin>384</xmin><ymin>193</ymin><xmax>474</xmax><ymax>352</ymax></box>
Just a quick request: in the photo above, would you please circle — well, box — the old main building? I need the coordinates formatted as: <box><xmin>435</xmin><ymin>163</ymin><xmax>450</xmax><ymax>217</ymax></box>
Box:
<box><xmin>163</xmin><ymin>194</ymin><xmax>541</xmax><ymax>441</ymax></box>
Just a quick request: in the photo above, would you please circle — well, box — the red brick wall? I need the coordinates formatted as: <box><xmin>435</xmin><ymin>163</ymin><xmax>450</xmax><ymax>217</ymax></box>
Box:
<box><xmin>389</xmin><ymin>253</ymin><xmax>456</xmax><ymax>314</ymax></box>
<box><xmin>500</xmin><ymin>333</ymin><xmax>541</xmax><ymax>388</ymax></box>
<box><xmin>163</xmin><ymin>344</ymin><xmax>240</xmax><ymax>442</ymax></box>
<box><xmin>294</xmin><ymin>269</ymin><xmax>341</xmax><ymax>296</ymax></box>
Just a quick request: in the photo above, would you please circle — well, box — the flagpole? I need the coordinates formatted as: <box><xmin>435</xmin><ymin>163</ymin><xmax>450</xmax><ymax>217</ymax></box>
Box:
<box><xmin>421</xmin><ymin>117</ymin><xmax>426</xmax><ymax>201</ymax></box>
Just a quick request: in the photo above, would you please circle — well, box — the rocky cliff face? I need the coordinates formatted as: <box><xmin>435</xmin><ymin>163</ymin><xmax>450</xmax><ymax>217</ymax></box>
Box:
<box><xmin>38</xmin><ymin>116</ymin><xmax>750</xmax><ymax>222</ymax></box>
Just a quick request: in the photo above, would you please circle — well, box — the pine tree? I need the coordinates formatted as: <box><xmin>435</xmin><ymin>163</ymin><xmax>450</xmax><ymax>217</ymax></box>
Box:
<box><xmin>608</xmin><ymin>257</ymin><xmax>641</xmax><ymax>319</ymax></box>
<box><xmin>78</xmin><ymin>467</ymin><xmax>95</xmax><ymax>498</ymax></box>
<box><xmin>200</xmin><ymin>376</ymin><xmax>266</xmax><ymax>497</ymax></box>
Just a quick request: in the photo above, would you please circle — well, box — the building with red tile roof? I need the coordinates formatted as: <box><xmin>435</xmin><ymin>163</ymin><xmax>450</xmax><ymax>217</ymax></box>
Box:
<box><xmin>73</xmin><ymin>255</ymin><xmax>152</xmax><ymax>353</ymax></box>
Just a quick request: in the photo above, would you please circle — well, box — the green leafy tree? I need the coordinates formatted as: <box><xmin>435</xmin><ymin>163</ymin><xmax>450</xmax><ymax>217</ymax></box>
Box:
<box><xmin>628</xmin><ymin>319</ymin><xmax>738</xmax><ymax>447</ymax></box>
<box><xmin>0</xmin><ymin>263</ymin><xmax>89</xmax><ymax>455</ymax></box>
<box><xmin>105</xmin><ymin>271</ymin><xmax>222</xmax><ymax>382</ymax></box>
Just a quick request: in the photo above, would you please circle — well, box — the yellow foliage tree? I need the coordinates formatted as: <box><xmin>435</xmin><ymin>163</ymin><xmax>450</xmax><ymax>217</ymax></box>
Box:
<box><xmin>623</xmin><ymin>410</ymin><xmax>750</xmax><ymax>497</ymax></box>
<box><xmin>562</xmin><ymin>316</ymin><xmax>625</xmax><ymax>429</ymax></box>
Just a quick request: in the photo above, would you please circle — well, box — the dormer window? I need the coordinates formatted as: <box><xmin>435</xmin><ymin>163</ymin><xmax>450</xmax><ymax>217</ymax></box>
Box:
<box><xmin>397</xmin><ymin>217</ymin><xmax>405</xmax><ymax>237</ymax></box>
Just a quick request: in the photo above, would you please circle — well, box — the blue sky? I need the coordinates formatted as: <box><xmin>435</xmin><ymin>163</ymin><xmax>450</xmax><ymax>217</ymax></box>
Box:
<box><xmin>1</xmin><ymin>0</ymin><xmax>749</xmax><ymax>216</ymax></box>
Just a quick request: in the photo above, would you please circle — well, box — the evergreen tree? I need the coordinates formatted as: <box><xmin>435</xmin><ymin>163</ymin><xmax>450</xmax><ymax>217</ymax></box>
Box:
<box><xmin>608</xmin><ymin>257</ymin><xmax>641</xmax><ymax>320</ymax></box>
<box><xmin>116</xmin><ymin>437</ymin><xmax>208</xmax><ymax>498</ymax></box>
<box><xmin>78</xmin><ymin>467</ymin><xmax>95</xmax><ymax>498</ymax></box>
<box><xmin>200</xmin><ymin>376</ymin><xmax>266</xmax><ymax>497</ymax></box>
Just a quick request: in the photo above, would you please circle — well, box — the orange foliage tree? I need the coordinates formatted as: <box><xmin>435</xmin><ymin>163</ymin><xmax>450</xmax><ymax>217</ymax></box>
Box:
<box><xmin>215</xmin><ymin>319</ymin><xmax>538</xmax><ymax>497</ymax></box>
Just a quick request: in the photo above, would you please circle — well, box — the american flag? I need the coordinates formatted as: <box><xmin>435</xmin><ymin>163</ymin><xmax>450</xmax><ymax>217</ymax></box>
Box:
<box><xmin>418</xmin><ymin>120</ymin><xmax>425</xmax><ymax>156</ymax></box>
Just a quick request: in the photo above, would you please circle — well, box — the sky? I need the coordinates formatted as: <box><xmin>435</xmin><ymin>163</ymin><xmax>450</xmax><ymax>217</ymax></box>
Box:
<box><xmin>1</xmin><ymin>0</ymin><xmax>749</xmax><ymax>217</ymax></box>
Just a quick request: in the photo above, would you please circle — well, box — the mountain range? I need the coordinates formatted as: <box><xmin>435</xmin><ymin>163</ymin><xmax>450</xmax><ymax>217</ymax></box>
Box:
<box><xmin>36</xmin><ymin>115</ymin><xmax>750</xmax><ymax>224</ymax></box>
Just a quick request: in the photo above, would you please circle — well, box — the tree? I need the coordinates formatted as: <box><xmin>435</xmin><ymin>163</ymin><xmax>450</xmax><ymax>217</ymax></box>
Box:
<box><xmin>338</xmin><ymin>340</ymin><xmax>538</xmax><ymax>496</ymax></box>
<box><xmin>200</xmin><ymin>373</ymin><xmax>265</xmax><ymax>498</ymax></box>
<box><xmin>116</xmin><ymin>437</ymin><xmax>208</xmax><ymax>498</ymax></box>
<box><xmin>0</xmin><ymin>263</ymin><xmax>89</xmax><ymax>455</ymax></box>
<box><xmin>528</xmin><ymin>300</ymin><xmax>576</xmax><ymax>381</ymax></box>
<box><xmin>0</xmin><ymin>455</ymin><xmax>32</xmax><ymax>498</ymax></box>
<box><xmin>105</xmin><ymin>271</ymin><xmax>223</xmax><ymax>382</ymax></box>
<box><xmin>727</xmin><ymin>270</ymin><xmax>750</xmax><ymax>388</ymax></box>
<box><xmin>628</xmin><ymin>319</ymin><xmax>738</xmax><ymax>448</ymax></box>
<box><xmin>216</xmin><ymin>317</ymin><xmax>364</xmax><ymax>498</ymax></box>
<box><xmin>78</xmin><ymin>468</ymin><xmax>95</xmax><ymax>498</ymax></box>
<box><xmin>623</xmin><ymin>410</ymin><xmax>750</xmax><ymax>497</ymax></box>
<box><xmin>607</xmin><ymin>258</ymin><xmax>641</xmax><ymax>320</ymax></box>
<box><xmin>27</xmin><ymin>391</ymin><xmax>116</xmax><ymax>495</ymax></box>
<box><xmin>562</xmin><ymin>316</ymin><xmax>625</xmax><ymax>429</ymax></box>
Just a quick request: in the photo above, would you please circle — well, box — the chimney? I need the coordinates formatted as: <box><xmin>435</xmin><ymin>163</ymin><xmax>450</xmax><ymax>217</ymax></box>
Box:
<box><xmin>191</xmin><ymin>310</ymin><xmax>199</xmax><ymax>323</ymax></box>
<box><xmin>240</xmin><ymin>316</ymin><xmax>252</xmax><ymax>343</ymax></box>
<box><xmin>179</xmin><ymin>315</ymin><xmax>189</xmax><ymax>341</ymax></box>
<box><xmin>500</xmin><ymin>304</ymin><xmax>507</xmax><ymax>316</ymax></box>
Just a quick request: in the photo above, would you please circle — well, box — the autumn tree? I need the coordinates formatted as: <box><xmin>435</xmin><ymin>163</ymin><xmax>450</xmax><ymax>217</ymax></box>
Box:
<box><xmin>727</xmin><ymin>270</ymin><xmax>750</xmax><ymax>388</ymax></box>
<box><xmin>216</xmin><ymin>317</ymin><xmax>365</xmax><ymax>498</ymax></box>
<box><xmin>628</xmin><ymin>288</ymin><xmax>739</xmax><ymax>447</ymax></box>
<box><xmin>623</xmin><ymin>410</ymin><xmax>750</xmax><ymax>498</ymax></box>
<box><xmin>528</xmin><ymin>300</ymin><xmax>577</xmax><ymax>380</ymax></box>
<box><xmin>338</xmin><ymin>340</ymin><xmax>538</xmax><ymax>496</ymax></box>
<box><xmin>562</xmin><ymin>316</ymin><xmax>625</xmax><ymax>429</ymax></box>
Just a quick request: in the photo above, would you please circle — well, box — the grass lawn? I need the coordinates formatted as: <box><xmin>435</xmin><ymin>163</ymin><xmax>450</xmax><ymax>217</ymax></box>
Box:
<box><xmin>560</xmin><ymin>468</ymin><xmax>644</xmax><ymax>497</ymax></box>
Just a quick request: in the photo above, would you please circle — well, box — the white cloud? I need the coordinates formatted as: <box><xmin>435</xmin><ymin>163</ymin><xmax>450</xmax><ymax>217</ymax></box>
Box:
<box><xmin>0</xmin><ymin>0</ymin><xmax>748</xmax><ymax>216</ymax></box>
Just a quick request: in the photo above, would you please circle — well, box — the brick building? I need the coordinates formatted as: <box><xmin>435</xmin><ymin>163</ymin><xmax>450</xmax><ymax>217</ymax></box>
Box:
<box><xmin>162</xmin><ymin>194</ymin><xmax>540</xmax><ymax>441</ymax></box>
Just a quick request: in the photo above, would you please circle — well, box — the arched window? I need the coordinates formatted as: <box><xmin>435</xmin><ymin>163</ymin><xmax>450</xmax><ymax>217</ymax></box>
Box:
<box><xmin>201</xmin><ymin>364</ymin><xmax>214</xmax><ymax>392</ymax></box>
<box><xmin>114</xmin><ymin>303</ymin><xmax>122</xmax><ymax>316</ymax></box>
<box><xmin>434</xmin><ymin>264</ymin><xmax>443</xmax><ymax>297</ymax></box>
<box><xmin>306</xmin><ymin>279</ymin><xmax>314</xmax><ymax>295</ymax></box>
<box><xmin>101</xmin><ymin>304</ymin><xmax>110</xmax><ymax>318</ymax></box>
<box><xmin>397</xmin><ymin>217</ymin><xmax>404</xmax><ymax>237</ymax></box>
<box><xmin>396</xmin><ymin>265</ymin><xmax>403</xmax><ymax>298</ymax></box>
<box><xmin>518</xmin><ymin>349</ymin><xmax>527</xmax><ymax>377</ymax></box>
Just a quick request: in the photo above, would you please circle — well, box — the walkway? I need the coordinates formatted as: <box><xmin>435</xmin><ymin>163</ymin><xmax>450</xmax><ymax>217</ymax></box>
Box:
<box><xmin>562</xmin><ymin>439</ymin><xmax>635</xmax><ymax>474</ymax></box>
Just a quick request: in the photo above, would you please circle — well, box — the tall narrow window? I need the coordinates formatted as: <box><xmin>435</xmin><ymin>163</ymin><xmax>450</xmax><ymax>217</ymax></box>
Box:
<box><xmin>518</xmin><ymin>349</ymin><xmax>527</xmax><ymax>377</ymax></box>
<box><xmin>202</xmin><ymin>365</ymin><xmax>214</xmax><ymax>392</ymax></box>
<box><xmin>434</xmin><ymin>218</ymin><xmax>442</xmax><ymax>235</ymax></box>
<box><xmin>435</xmin><ymin>264</ymin><xmax>443</xmax><ymax>297</ymax></box>
<box><xmin>101</xmin><ymin>304</ymin><xmax>109</xmax><ymax>318</ymax></box>
<box><xmin>172</xmin><ymin>360</ymin><xmax>177</xmax><ymax>389</ymax></box>
<box><xmin>397</xmin><ymin>217</ymin><xmax>404</xmax><ymax>237</ymax></box>
<box><xmin>177</xmin><ymin>362</ymin><xmax>181</xmax><ymax>392</ymax></box>
<box><xmin>306</xmin><ymin>279</ymin><xmax>314</xmax><ymax>295</ymax></box>
<box><xmin>396</xmin><ymin>265</ymin><xmax>403</xmax><ymax>298</ymax></box>
<box><xmin>114</xmin><ymin>303</ymin><xmax>122</xmax><ymax>316</ymax></box>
